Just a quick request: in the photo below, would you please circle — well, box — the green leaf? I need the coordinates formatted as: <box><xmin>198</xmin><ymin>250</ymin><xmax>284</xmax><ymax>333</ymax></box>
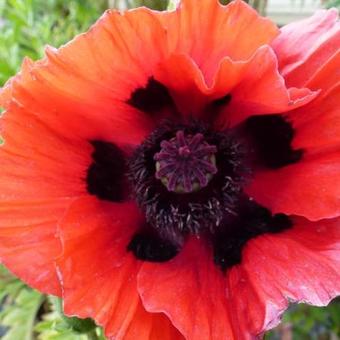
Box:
<box><xmin>127</xmin><ymin>0</ymin><xmax>168</xmax><ymax>10</ymax></box>
<box><xmin>0</xmin><ymin>265</ymin><xmax>26</xmax><ymax>301</ymax></box>
<box><xmin>0</xmin><ymin>266</ymin><xmax>105</xmax><ymax>339</ymax></box>
<box><xmin>0</xmin><ymin>283</ymin><xmax>44</xmax><ymax>340</ymax></box>
<box><xmin>49</xmin><ymin>296</ymin><xmax>96</xmax><ymax>334</ymax></box>
<box><xmin>325</xmin><ymin>0</ymin><xmax>340</xmax><ymax>8</ymax></box>
<box><xmin>35</xmin><ymin>314</ymin><xmax>89</xmax><ymax>340</ymax></box>
<box><xmin>0</xmin><ymin>0</ymin><xmax>109</xmax><ymax>86</ymax></box>
<box><xmin>35</xmin><ymin>296</ymin><xmax>104</xmax><ymax>340</ymax></box>
<box><xmin>167</xmin><ymin>0</ymin><xmax>179</xmax><ymax>10</ymax></box>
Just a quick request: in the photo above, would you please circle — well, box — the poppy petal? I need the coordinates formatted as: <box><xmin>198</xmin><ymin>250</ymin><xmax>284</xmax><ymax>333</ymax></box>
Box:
<box><xmin>246</xmin><ymin>150</ymin><xmax>340</xmax><ymax>220</ymax></box>
<box><xmin>305</xmin><ymin>50</ymin><xmax>340</xmax><ymax>97</ymax></box>
<box><xmin>272</xmin><ymin>9</ymin><xmax>339</xmax><ymax>88</ymax></box>
<box><xmin>214</xmin><ymin>46</ymin><xmax>317</xmax><ymax>127</ymax></box>
<box><xmin>0</xmin><ymin>7</ymin><xmax>171</xmax><ymax>146</ymax></box>
<box><xmin>0</xmin><ymin>105</ymin><xmax>91</xmax><ymax>294</ymax></box>
<box><xmin>117</xmin><ymin>302</ymin><xmax>184</xmax><ymax>340</ymax></box>
<box><xmin>288</xmin><ymin>49</ymin><xmax>340</xmax><ymax>151</ymax></box>
<box><xmin>292</xmin><ymin>85</ymin><xmax>340</xmax><ymax>152</ymax></box>
<box><xmin>154</xmin><ymin>54</ymin><xmax>208</xmax><ymax>116</ymax></box>
<box><xmin>0</xmin><ymin>199</ymin><xmax>72</xmax><ymax>295</ymax></box>
<box><xmin>252</xmin><ymin>38</ymin><xmax>339</xmax><ymax>220</ymax></box>
<box><xmin>154</xmin><ymin>47</ymin><xmax>316</xmax><ymax>123</ymax></box>
<box><xmin>163</xmin><ymin>0</ymin><xmax>279</xmax><ymax>82</ymax></box>
<box><xmin>234</xmin><ymin>217</ymin><xmax>340</xmax><ymax>334</ymax></box>
<box><xmin>138</xmin><ymin>239</ymin><xmax>234</xmax><ymax>340</ymax></box>
<box><xmin>56</xmin><ymin>197</ymin><xmax>182</xmax><ymax>340</ymax></box>
<box><xmin>0</xmin><ymin>104</ymin><xmax>91</xmax><ymax>199</ymax></box>
<box><xmin>0</xmin><ymin>2</ymin><xmax>339</xmax><ymax>339</ymax></box>
<box><xmin>138</xmin><ymin>218</ymin><xmax>340</xmax><ymax>339</ymax></box>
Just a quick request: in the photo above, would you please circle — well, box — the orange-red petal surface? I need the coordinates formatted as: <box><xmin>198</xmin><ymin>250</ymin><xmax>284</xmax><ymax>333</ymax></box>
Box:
<box><xmin>246</xmin><ymin>150</ymin><xmax>340</xmax><ymax>220</ymax></box>
<box><xmin>0</xmin><ymin>199</ymin><xmax>72</xmax><ymax>295</ymax></box>
<box><xmin>289</xmin><ymin>49</ymin><xmax>340</xmax><ymax>152</ymax></box>
<box><xmin>112</xmin><ymin>302</ymin><xmax>184</xmax><ymax>340</ymax></box>
<box><xmin>252</xmin><ymin>32</ymin><xmax>340</xmax><ymax>221</ymax></box>
<box><xmin>139</xmin><ymin>218</ymin><xmax>340</xmax><ymax>339</ymax></box>
<box><xmin>292</xmin><ymin>85</ymin><xmax>340</xmax><ymax>152</ymax></box>
<box><xmin>163</xmin><ymin>0</ymin><xmax>279</xmax><ymax>82</ymax></box>
<box><xmin>272</xmin><ymin>9</ymin><xmax>339</xmax><ymax>88</ymax></box>
<box><xmin>0</xmin><ymin>102</ymin><xmax>92</xmax><ymax>294</ymax></box>
<box><xmin>154</xmin><ymin>47</ymin><xmax>316</xmax><ymax>124</ymax></box>
<box><xmin>236</xmin><ymin>217</ymin><xmax>340</xmax><ymax>334</ymax></box>
<box><xmin>154</xmin><ymin>54</ymin><xmax>208</xmax><ymax>117</ymax></box>
<box><xmin>56</xmin><ymin>196</ymin><xmax>183</xmax><ymax>340</ymax></box>
<box><xmin>0</xmin><ymin>7</ymin><xmax>170</xmax><ymax>147</ymax></box>
<box><xmin>247</xmin><ymin>14</ymin><xmax>340</xmax><ymax>221</ymax></box>
<box><xmin>0</xmin><ymin>104</ymin><xmax>91</xmax><ymax>200</ymax></box>
<box><xmin>0</xmin><ymin>1</ymin><xmax>339</xmax><ymax>339</ymax></box>
<box><xmin>214</xmin><ymin>46</ymin><xmax>317</xmax><ymax>127</ymax></box>
<box><xmin>138</xmin><ymin>239</ymin><xmax>235</xmax><ymax>340</ymax></box>
<box><xmin>0</xmin><ymin>5</ymin><xmax>171</xmax><ymax>298</ymax></box>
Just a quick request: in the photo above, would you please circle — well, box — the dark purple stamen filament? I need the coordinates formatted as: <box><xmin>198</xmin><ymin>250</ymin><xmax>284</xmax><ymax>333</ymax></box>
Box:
<box><xmin>154</xmin><ymin>131</ymin><xmax>218</xmax><ymax>193</ymax></box>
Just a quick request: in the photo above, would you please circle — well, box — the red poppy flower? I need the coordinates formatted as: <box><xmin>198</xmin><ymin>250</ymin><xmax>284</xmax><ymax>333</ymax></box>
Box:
<box><xmin>0</xmin><ymin>0</ymin><xmax>339</xmax><ymax>339</ymax></box>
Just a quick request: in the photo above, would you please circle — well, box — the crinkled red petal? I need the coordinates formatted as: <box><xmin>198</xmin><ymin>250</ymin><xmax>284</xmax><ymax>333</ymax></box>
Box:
<box><xmin>0</xmin><ymin>199</ymin><xmax>72</xmax><ymax>295</ymax></box>
<box><xmin>154</xmin><ymin>54</ymin><xmax>208</xmax><ymax>117</ymax></box>
<box><xmin>56</xmin><ymin>196</ymin><xmax>183</xmax><ymax>340</ymax></box>
<box><xmin>272</xmin><ymin>9</ymin><xmax>339</xmax><ymax>88</ymax></box>
<box><xmin>154</xmin><ymin>47</ymin><xmax>316</xmax><ymax>124</ymax></box>
<box><xmin>214</xmin><ymin>46</ymin><xmax>317</xmax><ymax>127</ymax></box>
<box><xmin>0</xmin><ymin>8</ymin><xmax>170</xmax><ymax>146</ymax></box>
<box><xmin>0</xmin><ymin>1</ymin><xmax>339</xmax><ymax>338</ymax></box>
<box><xmin>0</xmin><ymin>102</ymin><xmax>92</xmax><ymax>294</ymax></box>
<box><xmin>292</xmin><ymin>84</ymin><xmax>340</xmax><ymax>152</ymax></box>
<box><xmin>288</xmin><ymin>50</ymin><xmax>340</xmax><ymax>152</ymax></box>
<box><xmin>138</xmin><ymin>218</ymin><xmax>340</xmax><ymax>339</ymax></box>
<box><xmin>0</xmin><ymin>5</ymin><xmax>172</xmax><ymax>297</ymax></box>
<box><xmin>235</xmin><ymin>217</ymin><xmax>340</xmax><ymax>334</ymax></box>
<box><xmin>138</xmin><ymin>239</ymin><xmax>235</xmax><ymax>340</ymax></box>
<box><xmin>246</xmin><ymin>150</ymin><xmax>340</xmax><ymax>220</ymax></box>
<box><xmin>255</xmin><ymin>33</ymin><xmax>340</xmax><ymax>220</ymax></box>
<box><xmin>162</xmin><ymin>0</ymin><xmax>279</xmax><ymax>82</ymax></box>
<box><xmin>0</xmin><ymin>104</ymin><xmax>91</xmax><ymax>199</ymax></box>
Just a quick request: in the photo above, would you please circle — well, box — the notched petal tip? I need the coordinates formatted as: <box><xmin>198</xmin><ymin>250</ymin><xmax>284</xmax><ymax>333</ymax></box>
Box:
<box><xmin>0</xmin><ymin>57</ymin><xmax>34</xmax><ymax>109</ymax></box>
<box><xmin>213</xmin><ymin>46</ymin><xmax>318</xmax><ymax>128</ymax></box>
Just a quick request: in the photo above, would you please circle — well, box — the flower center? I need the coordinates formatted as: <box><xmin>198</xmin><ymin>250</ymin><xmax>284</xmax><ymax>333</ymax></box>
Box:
<box><xmin>154</xmin><ymin>131</ymin><xmax>218</xmax><ymax>193</ymax></box>
<box><xmin>126</xmin><ymin>119</ymin><xmax>294</xmax><ymax>269</ymax></box>
<box><xmin>128</xmin><ymin>121</ymin><xmax>246</xmax><ymax>236</ymax></box>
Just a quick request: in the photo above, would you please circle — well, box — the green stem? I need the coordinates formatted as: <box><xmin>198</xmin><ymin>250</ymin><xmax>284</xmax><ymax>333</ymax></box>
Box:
<box><xmin>87</xmin><ymin>329</ymin><xmax>100</xmax><ymax>340</ymax></box>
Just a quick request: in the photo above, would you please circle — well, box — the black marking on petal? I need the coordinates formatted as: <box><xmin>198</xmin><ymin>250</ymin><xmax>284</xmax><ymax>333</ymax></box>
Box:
<box><xmin>127</xmin><ymin>77</ymin><xmax>175</xmax><ymax>114</ymax></box>
<box><xmin>127</xmin><ymin>232</ymin><xmax>179</xmax><ymax>262</ymax></box>
<box><xmin>270</xmin><ymin>213</ymin><xmax>293</xmax><ymax>233</ymax></box>
<box><xmin>213</xmin><ymin>235</ymin><xmax>247</xmax><ymax>271</ymax></box>
<box><xmin>86</xmin><ymin>141</ymin><xmax>126</xmax><ymax>202</ymax></box>
<box><xmin>244</xmin><ymin>114</ymin><xmax>303</xmax><ymax>169</ymax></box>
<box><xmin>210</xmin><ymin>94</ymin><xmax>232</xmax><ymax>108</ymax></box>
<box><xmin>213</xmin><ymin>199</ymin><xmax>293</xmax><ymax>272</ymax></box>
<box><xmin>204</xmin><ymin>94</ymin><xmax>232</xmax><ymax>124</ymax></box>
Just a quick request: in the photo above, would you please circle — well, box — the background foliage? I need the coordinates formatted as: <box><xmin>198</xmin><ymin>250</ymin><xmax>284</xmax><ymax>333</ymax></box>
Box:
<box><xmin>326</xmin><ymin>0</ymin><xmax>340</xmax><ymax>8</ymax></box>
<box><xmin>0</xmin><ymin>0</ymin><xmax>339</xmax><ymax>339</ymax></box>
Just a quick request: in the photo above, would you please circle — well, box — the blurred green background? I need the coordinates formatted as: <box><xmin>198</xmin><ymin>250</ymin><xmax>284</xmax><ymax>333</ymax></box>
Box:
<box><xmin>0</xmin><ymin>0</ymin><xmax>339</xmax><ymax>339</ymax></box>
